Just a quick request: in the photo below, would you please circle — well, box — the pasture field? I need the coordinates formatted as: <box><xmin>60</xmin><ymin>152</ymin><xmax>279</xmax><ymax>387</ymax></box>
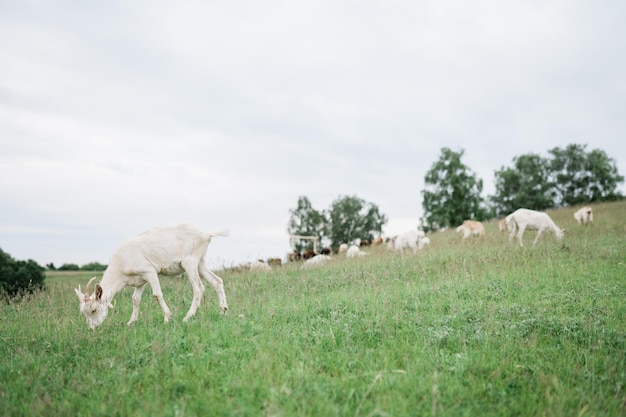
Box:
<box><xmin>1</xmin><ymin>202</ymin><xmax>625</xmax><ymax>416</ymax></box>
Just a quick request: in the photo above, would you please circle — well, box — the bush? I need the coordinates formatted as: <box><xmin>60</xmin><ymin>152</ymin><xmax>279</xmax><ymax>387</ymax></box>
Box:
<box><xmin>58</xmin><ymin>263</ymin><xmax>80</xmax><ymax>271</ymax></box>
<box><xmin>0</xmin><ymin>248</ymin><xmax>46</xmax><ymax>297</ymax></box>
<box><xmin>80</xmin><ymin>262</ymin><xmax>107</xmax><ymax>271</ymax></box>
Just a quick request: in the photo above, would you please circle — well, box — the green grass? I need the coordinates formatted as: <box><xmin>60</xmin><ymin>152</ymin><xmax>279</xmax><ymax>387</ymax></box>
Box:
<box><xmin>1</xmin><ymin>202</ymin><xmax>625</xmax><ymax>416</ymax></box>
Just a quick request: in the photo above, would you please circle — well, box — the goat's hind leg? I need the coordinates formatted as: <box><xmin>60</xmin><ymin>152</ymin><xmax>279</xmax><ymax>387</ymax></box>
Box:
<box><xmin>199</xmin><ymin>263</ymin><xmax>228</xmax><ymax>314</ymax></box>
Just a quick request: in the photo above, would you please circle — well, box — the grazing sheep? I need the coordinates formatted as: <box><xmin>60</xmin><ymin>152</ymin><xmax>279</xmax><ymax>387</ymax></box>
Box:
<box><xmin>498</xmin><ymin>219</ymin><xmax>510</xmax><ymax>232</ymax></box>
<box><xmin>573</xmin><ymin>206</ymin><xmax>593</xmax><ymax>225</ymax></box>
<box><xmin>506</xmin><ymin>208</ymin><xmax>565</xmax><ymax>246</ymax></box>
<box><xmin>74</xmin><ymin>224</ymin><xmax>228</xmax><ymax>329</ymax></box>
<box><xmin>320</xmin><ymin>247</ymin><xmax>332</xmax><ymax>255</ymax></box>
<box><xmin>301</xmin><ymin>250</ymin><xmax>317</xmax><ymax>260</ymax></box>
<box><xmin>373</xmin><ymin>236</ymin><xmax>383</xmax><ymax>245</ymax></box>
<box><xmin>456</xmin><ymin>220</ymin><xmax>485</xmax><ymax>240</ymax></box>
<box><xmin>338</xmin><ymin>243</ymin><xmax>349</xmax><ymax>253</ymax></box>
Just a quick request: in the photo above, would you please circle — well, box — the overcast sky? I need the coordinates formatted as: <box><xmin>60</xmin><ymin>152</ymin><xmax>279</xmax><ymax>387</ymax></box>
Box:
<box><xmin>1</xmin><ymin>0</ymin><xmax>624</xmax><ymax>269</ymax></box>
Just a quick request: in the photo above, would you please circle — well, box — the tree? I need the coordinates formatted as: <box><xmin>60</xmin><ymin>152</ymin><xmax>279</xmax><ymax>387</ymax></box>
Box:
<box><xmin>287</xmin><ymin>196</ymin><xmax>328</xmax><ymax>252</ymax></box>
<box><xmin>548</xmin><ymin>144</ymin><xmax>624</xmax><ymax>206</ymax></box>
<box><xmin>0</xmin><ymin>248</ymin><xmax>46</xmax><ymax>297</ymax></box>
<box><xmin>421</xmin><ymin>148</ymin><xmax>486</xmax><ymax>232</ymax></box>
<box><xmin>327</xmin><ymin>195</ymin><xmax>387</xmax><ymax>248</ymax></box>
<box><xmin>490</xmin><ymin>153</ymin><xmax>556</xmax><ymax>216</ymax></box>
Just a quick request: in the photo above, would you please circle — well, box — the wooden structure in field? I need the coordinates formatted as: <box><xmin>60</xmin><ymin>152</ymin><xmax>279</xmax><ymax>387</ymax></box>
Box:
<box><xmin>289</xmin><ymin>235</ymin><xmax>318</xmax><ymax>253</ymax></box>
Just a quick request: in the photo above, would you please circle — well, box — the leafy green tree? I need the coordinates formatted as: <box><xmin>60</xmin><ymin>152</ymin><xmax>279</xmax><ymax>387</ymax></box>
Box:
<box><xmin>421</xmin><ymin>148</ymin><xmax>486</xmax><ymax>232</ymax></box>
<box><xmin>327</xmin><ymin>195</ymin><xmax>387</xmax><ymax>248</ymax></box>
<box><xmin>548</xmin><ymin>144</ymin><xmax>624</xmax><ymax>206</ymax></box>
<box><xmin>490</xmin><ymin>153</ymin><xmax>556</xmax><ymax>216</ymax></box>
<box><xmin>0</xmin><ymin>248</ymin><xmax>46</xmax><ymax>297</ymax></box>
<box><xmin>287</xmin><ymin>196</ymin><xmax>328</xmax><ymax>252</ymax></box>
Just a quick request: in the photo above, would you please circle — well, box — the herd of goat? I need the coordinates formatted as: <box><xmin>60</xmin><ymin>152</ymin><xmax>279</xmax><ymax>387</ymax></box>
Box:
<box><xmin>74</xmin><ymin>206</ymin><xmax>593</xmax><ymax>329</ymax></box>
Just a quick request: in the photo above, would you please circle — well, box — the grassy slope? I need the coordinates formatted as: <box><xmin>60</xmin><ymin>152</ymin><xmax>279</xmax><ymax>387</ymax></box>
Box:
<box><xmin>0</xmin><ymin>202</ymin><xmax>624</xmax><ymax>416</ymax></box>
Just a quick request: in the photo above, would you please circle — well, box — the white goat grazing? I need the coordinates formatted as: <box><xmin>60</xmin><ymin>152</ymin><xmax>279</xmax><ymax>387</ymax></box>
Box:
<box><xmin>498</xmin><ymin>219</ymin><xmax>511</xmax><ymax>233</ymax></box>
<box><xmin>346</xmin><ymin>245</ymin><xmax>367</xmax><ymax>258</ymax></box>
<box><xmin>389</xmin><ymin>230</ymin><xmax>427</xmax><ymax>253</ymax></box>
<box><xmin>573</xmin><ymin>206</ymin><xmax>593</xmax><ymax>225</ymax></box>
<box><xmin>456</xmin><ymin>220</ymin><xmax>485</xmax><ymax>240</ymax></box>
<box><xmin>505</xmin><ymin>209</ymin><xmax>564</xmax><ymax>247</ymax></box>
<box><xmin>303</xmin><ymin>254</ymin><xmax>332</xmax><ymax>267</ymax></box>
<box><xmin>249</xmin><ymin>260</ymin><xmax>272</xmax><ymax>272</ymax></box>
<box><xmin>74</xmin><ymin>224</ymin><xmax>229</xmax><ymax>329</ymax></box>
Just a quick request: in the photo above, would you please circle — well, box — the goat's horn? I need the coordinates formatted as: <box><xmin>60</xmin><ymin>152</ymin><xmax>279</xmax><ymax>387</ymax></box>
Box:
<box><xmin>84</xmin><ymin>277</ymin><xmax>97</xmax><ymax>295</ymax></box>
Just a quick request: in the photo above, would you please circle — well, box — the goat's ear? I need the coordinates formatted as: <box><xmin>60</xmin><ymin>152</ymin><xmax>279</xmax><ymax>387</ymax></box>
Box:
<box><xmin>95</xmin><ymin>284</ymin><xmax>103</xmax><ymax>300</ymax></box>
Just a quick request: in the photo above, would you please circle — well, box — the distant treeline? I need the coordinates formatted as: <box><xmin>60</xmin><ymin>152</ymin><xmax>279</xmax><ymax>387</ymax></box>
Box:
<box><xmin>46</xmin><ymin>262</ymin><xmax>108</xmax><ymax>271</ymax></box>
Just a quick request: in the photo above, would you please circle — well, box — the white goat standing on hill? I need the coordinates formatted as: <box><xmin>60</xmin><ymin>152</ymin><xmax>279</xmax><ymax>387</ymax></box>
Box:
<box><xmin>388</xmin><ymin>230</ymin><xmax>428</xmax><ymax>253</ymax></box>
<box><xmin>455</xmin><ymin>220</ymin><xmax>485</xmax><ymax>240</ymax></box>
<box><xmin>505</xmin><ymin>209</ymin><xmax>565</xmax><ymax>247</ymax></box>
<box><xmin>74</xmin><ymin>224</ymin><xmax>229</xmax><ymax>329</ymax></box>
<box><xmin>573</xmin><ymin>206</ymin><xmax>593</xmax><ymax>225</ymax></box>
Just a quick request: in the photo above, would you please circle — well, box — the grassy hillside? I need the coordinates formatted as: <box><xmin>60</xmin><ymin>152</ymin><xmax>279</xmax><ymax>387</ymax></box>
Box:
<box><xmin>1</xmin><ymin>201</ymin><xmax>624</xmax><ymax>416</ymax></box>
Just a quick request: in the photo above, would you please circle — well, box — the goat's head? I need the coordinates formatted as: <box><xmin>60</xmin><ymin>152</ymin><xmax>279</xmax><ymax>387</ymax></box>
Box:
<box><xmin>555</xmin><ymin>228</ymin><xmax>566</xmax><ymax>241</ymax></box>
<box><xmin>74</xmin><ymin>277</ymin><xmax>113</xmax><ymax>329</ymax></box>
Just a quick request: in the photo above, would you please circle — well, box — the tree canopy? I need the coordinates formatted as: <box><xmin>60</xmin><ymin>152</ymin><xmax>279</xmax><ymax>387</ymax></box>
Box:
<box><xmin>422</xmin><ymin>144</ymin><xmax>622</xmax><ymax>230</ymax></box>
<box><xmin>421</xmin><ymin>148</ymin><xmax>487</xmax><ymax>232</ymax></box>
<box><xmin>287</xmin><ymin>195</ymin><xmax>387</xmax><ymax>251</ymax></box>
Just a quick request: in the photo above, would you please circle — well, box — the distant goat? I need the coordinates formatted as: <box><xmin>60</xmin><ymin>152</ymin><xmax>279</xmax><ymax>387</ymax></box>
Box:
<box><xmin>498</xmin><ymin>219</ymin><xmax>510</xmax><ymax>232</ymax></box>
<box><xmin>456</xmin><ymin>220</ymin><xmax>485</xmax><ymax>240</ymax></box>
<box><xmin>388</xmin><ymin>230</ymin><xmax>427</xmax><ymax>253</ymax></box>
<box><xmin>249</xmin><ymin>260</ymin><xmax>272</xmax><ymax>272</ymax></box>
<box><xmin>74</xmin><ymin>224</ymin><xmax>228</xmax><ymax>329</ymax></box>
<box><xmin>505</xmin><ymin>208</ymin><xmax>565</xmax><ymax>246</ymax></box>
<box><xmin>346</xmin><ymin>245</ymin><xmax>368</xmax><ymax>258</ymax></box>
<box><xmin>573</xmin><ymin>206</ymin><xmax>593</xmax><ymax>225</ymax></box>
<box><xmin>267</xmin><ymin>257</ymin><xmax>282</xmax><ymax>267</ymax></box>
<box><xmin>303</xmin><ymin>254</ymin><xmax>332</xmax><ymax>267</ymax></box>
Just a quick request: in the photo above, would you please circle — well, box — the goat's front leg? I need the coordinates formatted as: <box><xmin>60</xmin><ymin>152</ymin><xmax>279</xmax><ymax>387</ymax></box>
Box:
<box><xmin>182</xmin><ymin>261</ymin><xmax>204</xmax><ymax>322</ymax></box>
<box><xmin>146</xmin><ymin>273</ymin><xmax>172</xmax><ymax>323</ymax></box>
<box><xmin>127</xmin><ymin>284</ymin><xmax>146</xmax><ymax>326</ymax></box>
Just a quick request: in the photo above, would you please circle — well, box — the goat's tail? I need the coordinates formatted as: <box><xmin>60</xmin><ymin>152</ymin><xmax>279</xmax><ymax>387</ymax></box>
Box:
<box><xmin>208</xmin><ymin>229</ymin><xmax>230</xmax><ymax>238</ymax></box>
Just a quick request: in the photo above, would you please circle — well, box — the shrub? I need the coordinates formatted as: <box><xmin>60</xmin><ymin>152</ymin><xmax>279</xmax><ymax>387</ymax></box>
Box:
<box><xmin>58</xmin><ymin>263</ymin><xmax>80</xmax><ymax>271</ymax></box>
<box><xmin>0</xmin><ymin>248</ymin><xmax>46</xmax><ymax>297</ymax></box>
